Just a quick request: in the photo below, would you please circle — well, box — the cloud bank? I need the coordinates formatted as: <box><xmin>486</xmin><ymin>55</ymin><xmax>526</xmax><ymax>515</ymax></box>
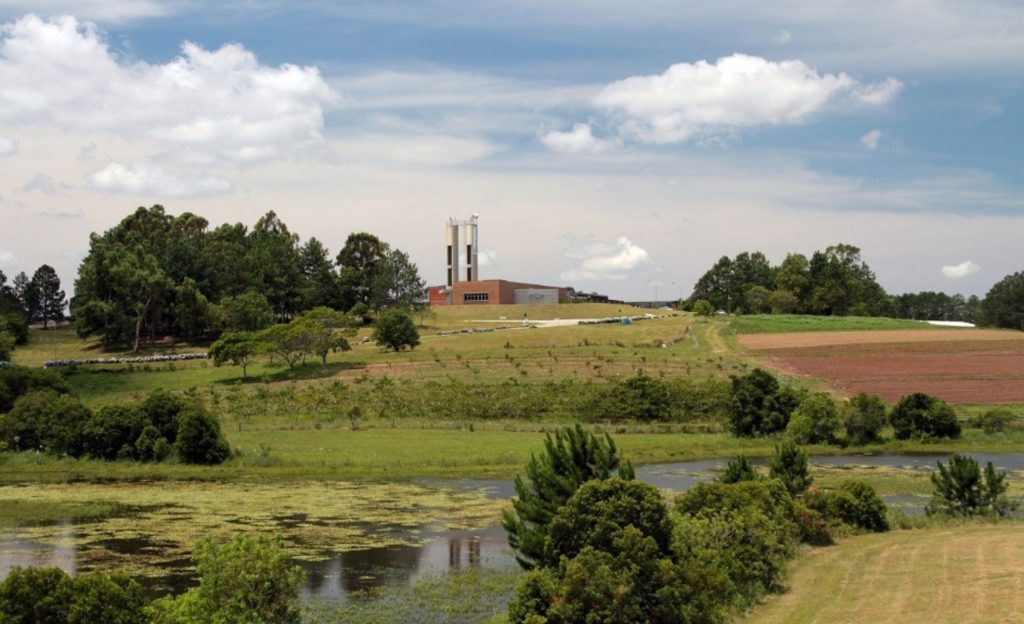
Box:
<box><xmin>941</xmin><ymin>260</ymin><xmax>980</xmax><ymax>279</ymax></box>
<box><xmin>560</xmin><ymin>236</ymin><xmax>649</xmax><ymax>281</ymax></box>
<box><xmin>0</xmin><ymin>14</ymin><xmax>339</xmax><ymax>166</ymax></box>
<box><xmin>88</xmin><ymin>162</ymin><xmax>232</xmax><ymax>198</ymax></box>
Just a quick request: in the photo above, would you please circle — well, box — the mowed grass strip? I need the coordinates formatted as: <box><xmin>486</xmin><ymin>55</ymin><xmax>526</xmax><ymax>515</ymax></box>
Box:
<box><xmin>729</xmin><ymin>314</ymin><xmax>935</xmax><ymax>335</ymax></box>
<box><xmin>745</xmin><ymin>524</ymin><xmax>1024</xmax><ymax>624</ymax></box>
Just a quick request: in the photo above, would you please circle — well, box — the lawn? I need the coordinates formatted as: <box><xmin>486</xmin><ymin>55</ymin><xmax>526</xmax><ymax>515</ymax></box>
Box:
<box><xmin>744</xmin><ymin>524</ymin><xmax>1024</xmax><ymax>624</ymax></box>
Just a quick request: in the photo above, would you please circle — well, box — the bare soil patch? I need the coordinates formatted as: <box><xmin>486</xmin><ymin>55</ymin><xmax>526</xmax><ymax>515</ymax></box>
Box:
<box><xmin>741</xmin><ymin>329</ymin><xmax>1024</xmax><ymax>404</ymax></box>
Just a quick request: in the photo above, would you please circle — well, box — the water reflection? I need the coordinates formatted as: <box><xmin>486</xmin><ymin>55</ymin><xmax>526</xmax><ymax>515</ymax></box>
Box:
<box><xmin>0</xmin><ymin>519</ymin><xmax>76</xmax><ymax>578</ymax></box>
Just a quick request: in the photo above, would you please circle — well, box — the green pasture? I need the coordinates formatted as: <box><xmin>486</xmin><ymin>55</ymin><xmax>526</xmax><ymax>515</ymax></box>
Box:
<box><xmin>727</xmin><ymin>314</ymin><xmax>936</xmax><ymax>334</ymax></box>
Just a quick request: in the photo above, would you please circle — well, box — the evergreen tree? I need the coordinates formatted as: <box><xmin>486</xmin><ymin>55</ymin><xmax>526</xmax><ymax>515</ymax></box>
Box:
<box><xmin>769</xmin><ymin>439</ymin><xmax>812</xmax><ymax>496</ymax></box>
<box><xmin>31</xmin><ymin>264</ymin><xmax>66</xmax><ymax>329</ymax></box>
<box><xmin>719</xmin><ymin>455</ymin><xmax>760</xmax><ymax>483</ymax></box>
<box><xmin>501</xmin><ymin>424</ymin><xmax>635</xmax><ymax>569</ymax></box>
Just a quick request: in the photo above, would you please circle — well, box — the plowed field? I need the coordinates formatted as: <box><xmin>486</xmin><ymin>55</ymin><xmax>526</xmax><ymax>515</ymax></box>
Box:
<box><xmin>739</xmin><ymin>329</ymin><xmax>1024</xmax><ymax>404</ymax></box>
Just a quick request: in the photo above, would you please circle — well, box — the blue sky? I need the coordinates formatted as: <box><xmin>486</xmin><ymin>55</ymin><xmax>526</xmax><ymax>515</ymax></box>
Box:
<box><xmin>0</xmin><ymin>1</ymin><xmax>1021</xmax><ymax>299</ymax></box>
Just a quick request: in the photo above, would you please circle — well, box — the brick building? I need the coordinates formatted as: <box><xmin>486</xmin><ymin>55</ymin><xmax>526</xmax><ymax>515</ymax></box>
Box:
<box><xmin>428</xmin><ymin>279</ymin><xmax>569</xmax><ymax>306</ymax></box>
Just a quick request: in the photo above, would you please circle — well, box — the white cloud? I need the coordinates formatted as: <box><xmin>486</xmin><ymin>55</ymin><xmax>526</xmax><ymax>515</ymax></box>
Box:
<box><xmin>855</xmin><ymin>77</ymin><xmax>904</xmax><ymax>105</ymax></box>
<box><xmin>861</xmin><ymin>129</ymin><xmax>882</xmax><ymax>150</ymax></box>
<box><xmin>594</xmin><ymin>54</ymin><xmax>857</xmax><ymax>143</ymax></box>
<box><xmin>0</xmin><ymin>14</ymin><xmax>338</xmax><ymax>164</ymax></box>
<box><xmin>88</xmin><ymin>161</ymin><xmax>232</xmax><ymax>198</ymax></box>
<box><xmin>941</xmin><ymin>260</ymin><xmax>980</xmax><ymax>278</ymax></box>
<box><xmin>18</xmin><ymin>173</ymin><xmax>72</xmax><ymax>194</ymax></box>
<box><xmin>0</xmin><ymin>134</ymin><xmax>14</xmax><ymax>156</ymax></box>
<box><xmin>0</xmin><ymin>246</ymin><xmax>15</xmax><ymax>268</ymax></box>
<box><xmin>541</xmin><ymin>123</ymin><xmax>617</xmax><ymax>154</ymax></box>
<box><xmin>773</xmin><ymin>29</ymin><xmax>792</xmax><ymax>44</ymax></box>
<box><xmin>560</xmin><ymin>236</ymin><xmax>650</xmax><ymax>281</ymax></box>
<box><xmin>0</xmin><ymin>1</ymin><xmax>179</xmax><ymax>22</ymax></box>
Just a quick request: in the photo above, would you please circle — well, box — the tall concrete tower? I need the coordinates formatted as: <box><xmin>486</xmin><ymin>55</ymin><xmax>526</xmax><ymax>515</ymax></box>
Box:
<box><xmin>445</xmin><ymin>214</ymin><xmax>479</xmax><ymax>287</ymax></box>
<box><xmin>445</xmin><ymin>218</ymin><xmax>460</xmax><ymax>288</ymax></box>
<box><xmin>464</xmin><ymin>214</ymin><xmax>479</xmax><ymax>282</ymax></box>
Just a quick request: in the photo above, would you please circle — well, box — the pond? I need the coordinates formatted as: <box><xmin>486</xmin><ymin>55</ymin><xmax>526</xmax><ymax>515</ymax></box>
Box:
<box><xmin>2</xmin><ymin>452</ymin><xmax>1022</xmax><ymax>602</ymax></box>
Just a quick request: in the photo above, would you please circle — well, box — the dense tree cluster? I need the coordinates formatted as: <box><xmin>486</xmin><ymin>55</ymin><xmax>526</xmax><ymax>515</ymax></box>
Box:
<box><xmin>686</xmin><ymin>245</ymin><xmax>1022</xmax><ymax>329</ymax></box>
<box><xmin>507</xmin><ymin>431</ymin><xmax>890</xmax><ymax>623</ymax></box>
<box><xmin>0</xmin><ymin>266</ymin><xmax>67</xmax><ymax>358</ymax></box>
<box><xmin>688</xmin><ymin>244</ymin><xmax>888</xmax><ymax>316</ymax></box>
<box><xmin>0</xmin><ymin>380</ymin><xmax>230</xmax><ymax>464</ymax></box>
<box><xmin>71</xmin><ymin>206</ymin><xmax>424</xmax><ymax>351</ymax></box>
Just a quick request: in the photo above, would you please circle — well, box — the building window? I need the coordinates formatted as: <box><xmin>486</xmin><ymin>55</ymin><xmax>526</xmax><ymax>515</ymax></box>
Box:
<box><xmin>463</xmin><ymin>292</ymin><xmax>489</xmax><ymax>303</ymax></box>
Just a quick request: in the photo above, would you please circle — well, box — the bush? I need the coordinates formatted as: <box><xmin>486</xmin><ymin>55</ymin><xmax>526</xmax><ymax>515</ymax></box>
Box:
<box><xmin>373</xmin><ymin>309</ymin><xmax>420</xmax><ymax>351</ymax></box>
<box><xmin>674</xmin><ymin>479</ymin><xmax>800</xmax><ymax>544</ymax></box>
<box><xmin>769</xmin><ymin>438</ymin><xmax>812</xmax><ymax>496</ymax></box>
<box><xmin>890</xmin><ymin>393</ymin><xmax>961</xmax><ymax>439</ymax></box>
<box><xmin>718</xmin><ymin>455</ymin><xmax>759</xmax><ymax>484</ymax></box>
<box><xmin>0</xmin><ymin>390</ymin><xmax>91</xmax><ymax>455</ymax></box>
<box><xmin>0</xmin><ymin>365</ymin><xmax>68</xmax><ymax>413</ymax></box>
<box><xmin>786</xmin><ymin>392</ymin><xmax>839</xmax><ymax>444</ymax></box>
<box><xmin>140</xmin><ymin>390</ymin><xmax>187</xmax><ymax>442</ymax></box>
<box><xmin>805</xmin><ymin>481</ymin><xmax>888</xmax><ymax>533</ymax></box>
<box><xmin>728</xmin><ymin>368</ymin><xmax>799</xmax><ymax>437</ymax></box>
<box><xmin>926</xmin><ymin>453</ymin><xmax>1017</xmax><ymax>517</ymax></box>
<box><xmin>0</xmin><ymin>567</ymin><xmax>146</xmax><ymax>624</ymax></box>
<box><xmin>148</xmin><ymin>534</ymin><xmax>304</xmax><ymax>624</ymax></box>
<box><xmin>600</xmin><ymin>372</ymin><xmax>673</xmax><ymax>422</ymax></box>
<box><xmin>135</xmin><ymin>425</ymin><xmax>171</xmax><ymax>462</ymax></box>
<box><xmin>545</xmin><ymin>478</ymin><xmax>673</xmax><ymax>564</ymax></box>
<box><xmin>844</xmin><ymin>393</ymin><xmax>887</xmax><ymax>444</ymax></box>
<box><xmin>174</xmin><ymin>405</ymin><xmax>231</xmax><ymax>465</ymax></box>
<box><xmin>82</xmin><ymin>405</ymin><xmax>147</xmax><ymax>460</ymax></box>
<box><xmin>973</xmin><ymin>408</ymin><xmax>1015</xmax><ymax>434</ymax></box>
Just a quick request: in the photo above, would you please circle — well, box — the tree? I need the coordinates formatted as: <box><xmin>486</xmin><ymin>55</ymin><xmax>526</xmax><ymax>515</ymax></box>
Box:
<box><xmin>297</xmin><ymin>237</ymin><xmax>341</xmax><ymax>310</ymax></box>
<box><xmin>295</xmin><ymin>307</ymin><xmax>352</xmax><ymax>365</ymax></box>
<box><xmin>372</xmin><ymin>309</ymin><xmax>419</xmax><ymax>351</ymax></box>
<box><xmin>209</xmin><ymin>331</ymin><xmax>259</xmax><ymax>378</ymax></box>
<box><xmin>147</xmin><ymin>534</ymin><xmax>303</xmax><ymax>624</ymax></box>
<box><xmin>369</xmin><ymin>248</ymin><xmax>426</xmax><ymax>311</ymax></box>
<box><xmin>806</xmin><ymin>244</ymin><xmax>887</xmax><ymax>317</ymax></box>
<box><xmin>728</xmin><ymin>368</ymin><xmax>799</xmax><ymax>437</ymax></box>
<box><xmin>769</xmin><ymin>439</ymin><xmax>812</xmax><ymax>496</ymax></box>
<box><xmin>30</xmin><ymin>265</ymin><xmax>66</xmax><ymax>329</ymax></box>
<box><xmin>844</xmin><ymin>393</ymin><xmax>887</xmax><ymax>445</ymax></box>
<box><xmin>175</xmin><ymin>405</ymin><xmax>230</xmax><ymax>464</ymax></box>
<box><xmin>982</xmin><ymin>271</ymin><xmax>1024</xmax><ymax>330</ymax></box>
<box><xmin>692</xmin><ymin>298</ymin><xmax>714</xmax><ymax>317</ymax></box>
<box><xmin>785</xmin><ymin>392</ymin><xmax>840</xmax><ymax>444</ymax></box>
<box><xmin>0</xmin><ymin>317</ymin><xmax>14</xmax><ymax>361</ymax></box>
<box><xmin>257</xmin><ymin>323</ymin><xmax>312</xmax><ymax>369</ymax></box>
<box><xmin>926</xmin><ymin>454</ymin><xmax>1016</xmax><ymax>517</ymax></box>
<box><xmin>12</xmin><ymin>272</ymin><xmax>38</xmax><ymax>324</ymax></box>
<box><xmin>336</xmin><ymin>232</ymin><xmax>388</xmax><ymax>310</ymax></box>
<box><xmin>774</xmin><ymin>253</ymin><xmax>810</xmax><ymax>306</ymax></box>
<box><xmin>889</xmin><ymin>392</ymin><xmax>961</xmax><ymax>440</ymax></box>
<box><xmin>501</xmin><ymin>424</ymin><xmax>635</xmax><ymax>569</ymax></box>
<box><xmin>222</xmin><ymin>291</ymin><xmax>274</xmax><ymax>332</ymax></box>
<box><xmin>719</xmin><ymin>455</ymin><xmax>759</xmax><ymax>484</ymax></box>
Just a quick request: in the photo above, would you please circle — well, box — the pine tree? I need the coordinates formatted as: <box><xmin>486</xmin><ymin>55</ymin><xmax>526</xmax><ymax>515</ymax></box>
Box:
<box><xmin>769</xmin><ymin>438</ymin><xmax>812</xmax><ymax>496</ymax></box>
<box><xmin>31</xmin><ymin>264</ymin><xmax>66</xmax><ymax>329</ymax></box>
<box><xmin>501</xmin><ymin>424</ymin><xmax>634</xmax><ymax>569</ymax></box>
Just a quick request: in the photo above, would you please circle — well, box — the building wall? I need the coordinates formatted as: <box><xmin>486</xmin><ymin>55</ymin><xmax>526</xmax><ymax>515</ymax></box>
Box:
<box><xmin>428</xmin><ymin>280</ymin><xmax>568</xmax><ymax>306</ymax></box>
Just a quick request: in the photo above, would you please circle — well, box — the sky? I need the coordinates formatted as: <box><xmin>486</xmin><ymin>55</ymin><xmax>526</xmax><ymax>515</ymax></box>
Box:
<box><xmin>0</xmin><ymin>1</ymin><xmax>1021</xmax><ymax>301</ymax></box>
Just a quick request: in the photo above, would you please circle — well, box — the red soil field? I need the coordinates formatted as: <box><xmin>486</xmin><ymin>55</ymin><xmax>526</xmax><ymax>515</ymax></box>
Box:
<box><xmin>739</xmin><ymin>330</ymin><xmax>1024</xmax><ymax>404</ymax></box>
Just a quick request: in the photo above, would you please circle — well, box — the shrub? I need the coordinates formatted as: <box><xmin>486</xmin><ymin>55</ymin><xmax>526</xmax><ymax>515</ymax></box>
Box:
<box><xmin>973</xmin><ymin>408</ymin><xmax>1015</xmax><ymax>434</ymax></box>
<box><xmin>373</xmin><ymin>309</ymin><xmax>420</xmax><ymax>351</ymax></box>
<box><xmin>82</xmin><ymin>405</ymin><xmax>147</xmax><ymax>460</ymax></box>
<box><xmin>926</xmin><ymin>454</ymin><xmax>1017</xmax><ymax>517</ymax></box>
<box><xmin>0</xmin><ymin>391</ymin><xmax>91</xmax><ymax>455</ymax></box>
<box><xmin>718</xmin><ymin>455</ymin><xmax>759</xmax><ymax>484</ymax></box>
<box><xmin>140</xmin><ymin>390</ymin><xmax>187</xmax><ymax>442</ymax></box>
<box><xmin>0</xmin><ymin>567</ymin><xmax>146</xmax><ymax>624</ymax></box>
<box><xmin>600</xmin><ymin>372</ymin><xmax>673</xmax><ymax>422</ymax></box>
<box><xmin>674</xmin><ymin>479</ymin><xmax>800</xmax><ymax>544</ymax></box>
<box><xmin>174</xmin><ymin>405</ymin><xmax>230</xmax><ymax>465</ymax></box>
<box><xmin>728</xmin><ymin>368</ymin><xmax>799</xmax><ymax>437</ymax></box>
<box><xmin>844</xmin><ymin>393</ymin><xmax>887</xmax><ymax>444</ymax></box>
<box><xmin>806</xmin><ymin>481</ymin><xmax>889</xmax><ymax>533</ymax></box>
<box><xmin>786</xmin><ymin>392</ymin><xmax>840</xmax><ymax>444</ymax></box>
<box><xmin>501</xmin><ymin>424</ymin><xmax>634</xmax><ymax>569</ymax></box>
<box><xmin>0</xmin><ymin>365</ymin><xmax>68</xmax><ymax>413</ymax></box>
<box><xmin>890</xmin><ymin>392</ymin><xmax>961</xmax><ymax>440</ymax></box>
<box><xmin>769</xmin><ymin>438</ymin><xmax>812</xmax><ymax>496</ymax></box>
<box><xmin>545</xmin><ymin>478</ymin><xmax>673</xmax><ymax>564</ymax></box>
<box><xmin>148</xmin><ymin>534</ymin><xmax>303</xmax><ymax>624</ymax></box>
<box><xmin>135</xmin><ymin>425</ymin><xmax>170</xmax><ymax>462</ymax></box>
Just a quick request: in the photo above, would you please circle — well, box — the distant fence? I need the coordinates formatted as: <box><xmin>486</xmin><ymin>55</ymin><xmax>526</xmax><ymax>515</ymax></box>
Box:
<box><xmin>43</xmin><ymin>353</ymin><xmax>208</xmax><ymax>369</ymax></box>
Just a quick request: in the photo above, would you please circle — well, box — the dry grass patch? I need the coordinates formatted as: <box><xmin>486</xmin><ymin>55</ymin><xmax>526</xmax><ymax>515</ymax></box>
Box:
<box><xmin>745</xmin><ymin>524</ymin><xmax>1024</xmax><ymax>624</ymax></box>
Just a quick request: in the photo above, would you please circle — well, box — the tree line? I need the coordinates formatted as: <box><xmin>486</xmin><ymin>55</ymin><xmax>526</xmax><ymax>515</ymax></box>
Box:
<box><xmin>0</xmin><ymin>265</ymin><xmax>67</xmax><ymax>359</ymax></box>
<box><xmin>71</xmin><ymin>205</ymin><xmax>426</xmax><ymax>351</ymax></box>
<box><xmin>685</xmin><ymin>243</ymin><xmax>1023</xmax><ymax>329</ymax></box>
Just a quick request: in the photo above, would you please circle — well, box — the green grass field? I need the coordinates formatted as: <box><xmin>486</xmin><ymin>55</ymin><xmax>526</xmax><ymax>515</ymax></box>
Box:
<box><xmin>745</xmin><ymin>523</ymin><xmax>1024</xmax><ymax>624</ymax></box>
<box><xmin>727</xmin><ymin>314</ymin><xmax>934</xmax><ymax>334</ymax></box>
